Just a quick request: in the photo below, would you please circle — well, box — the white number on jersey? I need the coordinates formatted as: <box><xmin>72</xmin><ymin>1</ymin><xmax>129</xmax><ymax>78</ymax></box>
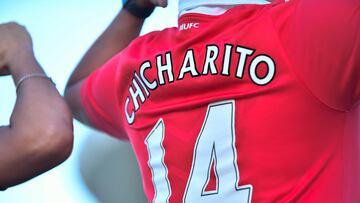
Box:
<box><xmin>146</xmin><ymin>101</ymin><xmax>253</xmax><ymax>203</ymax></box>
<box><xmin>183</xmin><ymin>101</ymin><xmax>252</xmax><ymax>203</ymax></box>
<box><xmin>145</xmin><ymin>119</ymin><xmax>172</xmax><ymax>203</ymax></box>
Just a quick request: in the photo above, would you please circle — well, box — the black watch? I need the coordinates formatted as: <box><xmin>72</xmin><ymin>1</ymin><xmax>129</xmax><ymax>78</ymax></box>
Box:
<box><xmin>123</xmin><ymin>0</ymin><xmax>155</xmax><ymax>19</ymax></box>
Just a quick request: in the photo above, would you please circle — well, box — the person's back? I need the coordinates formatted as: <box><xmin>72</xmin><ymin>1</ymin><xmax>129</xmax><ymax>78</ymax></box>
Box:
<box><xmin>67</xmin><ymin>0</ymin><xmax>360</xmax><ymax>202</ymax></box>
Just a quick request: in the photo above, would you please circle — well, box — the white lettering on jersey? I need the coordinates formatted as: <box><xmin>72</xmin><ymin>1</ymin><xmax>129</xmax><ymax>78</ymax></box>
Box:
<box><xmin>221</xmin><ymin>44</ymin><xmax>234</xmax><ymax>76</ymax></box>
<box><xmin>124</xmin><ymin>43</ymin><xmax>276</xmax><ymax>124</ymax></box>
<box><xmin>125</xmin><ymin>96</ymin><xmax>135</xmax><ymax>124</ymax></box>
<box><xmin>203</xmin><ymin>45</ymin><xmax>219</xmax><ymax>75</ymax></box>
<box><xmin>235</xmin><ymin>46</ymin><xmax>255</xmax><ymax>79</ymax></box>
<box><xmin>157</xmin><ymin>52</ymin><xmax>174</xmax><ymax>85</ymax></box>
<box><xmin>134</xmin><ymin>72</ymin><xmax>150</xmax><ymax>97</ymax></box>
<box><xmin>180</xmin><ymin>23</ymin><xmax>200</xmax><ymax>31</ymax></box>
<box><xmin>249</xmin><ymin>55</ymin><xmax>276</xmax><ymax>85</ymax></box>
<box><xmin>129</xmin><ymin>78</ymin><xmax>145</xmax><ymax>111</ymax></box>
<box><xmin>140</xmin><ymin>61</ymin><xmax>158</xmax><ymax>90</ymax></box>
<box><xmin>178</xmin><ymin>49</ymin><xmax>199</xmax><ymax>80</ymax></box>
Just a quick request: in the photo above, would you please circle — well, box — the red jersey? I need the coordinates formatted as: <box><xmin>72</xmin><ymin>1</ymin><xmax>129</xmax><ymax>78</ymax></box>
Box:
<box><xmin>80</xmin><ymin>0</ymin><xmax>360</xmax><ymax>202</ymax></box>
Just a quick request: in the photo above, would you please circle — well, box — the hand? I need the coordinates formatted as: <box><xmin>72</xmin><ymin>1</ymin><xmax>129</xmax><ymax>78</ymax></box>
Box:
<box><xmin>133</xmin><ymin>0</ymin><xmax>168</xmax><ymax>8</ymax></box>
<box><xmin>148</xmin><ymin>0</ymin><xmax>168</xmax><ymax>7</ymax></box>
<box><xmin>0</xmin><ymin>22</ymin><xmax>33</xmax><ymax>76</ymax></box>
<box><xmin>0</xmin><ymin>65</ymin><xmax>10</xmax><ymax>76</ymax></box>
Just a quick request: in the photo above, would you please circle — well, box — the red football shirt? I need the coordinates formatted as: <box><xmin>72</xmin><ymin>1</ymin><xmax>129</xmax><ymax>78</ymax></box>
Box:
<box><xmin>80</xmin><ymin>0</ymin><xmax>360</xmax><ymax>202</ymax></box>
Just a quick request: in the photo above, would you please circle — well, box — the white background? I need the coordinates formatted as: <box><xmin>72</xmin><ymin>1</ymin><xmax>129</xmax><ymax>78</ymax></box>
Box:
<box><xmin>0</xmin><ymin>0</ymin><xmax>178</xmax><ymax>202</ymax></box>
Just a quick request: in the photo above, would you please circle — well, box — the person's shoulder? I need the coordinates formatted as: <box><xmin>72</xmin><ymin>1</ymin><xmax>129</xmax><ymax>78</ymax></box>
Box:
<box><xmin>295</xmin><ymin>0</ymin><xmax>359</xmax><ymax>15</ymax></box>
<box><xmin>127</xmin><ymin>27</ymin><xmax>178</xmax><ymax>55</ymax></box>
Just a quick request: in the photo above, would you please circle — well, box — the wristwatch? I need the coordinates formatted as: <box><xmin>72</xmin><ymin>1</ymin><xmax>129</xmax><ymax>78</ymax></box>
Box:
<box><xmin>122</xmin><ymin>0</ymin><xmax>155</xmax><ymax>19</ymax></box>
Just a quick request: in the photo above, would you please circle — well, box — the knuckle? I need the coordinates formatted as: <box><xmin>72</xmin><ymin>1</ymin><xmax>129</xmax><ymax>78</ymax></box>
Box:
<box><xmin>7</xmin><ymin>22</ymin><xmax>20</xmax><ymax>28</ymax></box>
<box><xmin>6</xmin><ymin>22</ymin><xmax>26</xmax><ymax>30</ymax></box>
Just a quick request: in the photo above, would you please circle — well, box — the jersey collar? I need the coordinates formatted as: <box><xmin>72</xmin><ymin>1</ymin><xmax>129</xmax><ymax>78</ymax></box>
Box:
<box><xmin>179</xmin><ymin>0</ymin><xmax>271</xmax><ymax>16</ymax></box>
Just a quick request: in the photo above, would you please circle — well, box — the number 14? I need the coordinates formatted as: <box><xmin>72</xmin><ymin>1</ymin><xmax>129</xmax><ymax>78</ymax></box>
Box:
<box><xmin>145</xmin><ymin>101</ymin><xmax>253</xmax><ymax>203</ymax></box>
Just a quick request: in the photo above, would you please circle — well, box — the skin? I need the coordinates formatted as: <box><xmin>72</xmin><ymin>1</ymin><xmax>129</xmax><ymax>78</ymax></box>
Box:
<box><xmin>0</xmin><ymin>22</ymin><xmax>73</xmax><ymax>189</ymax></box>
<box><xmin>64</xmin><ymin>0</ymin><xmax>273</xmax><ymax>125</ymax></box>
<box><xmin>65</xmin><ymin>0</ymin><xmax>167</xmax><ymax>126</ymax></box>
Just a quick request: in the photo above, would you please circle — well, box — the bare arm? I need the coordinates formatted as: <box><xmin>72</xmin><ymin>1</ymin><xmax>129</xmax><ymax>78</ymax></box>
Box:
<box><xmin>64</xmin><ymin>0</ymin><xmax>166</xmax><ymax>126</ymax></box>
<box><xmin>0</xmin><ymin>23</ymin><xmax>73</xmax><ymax>189</ymax></box>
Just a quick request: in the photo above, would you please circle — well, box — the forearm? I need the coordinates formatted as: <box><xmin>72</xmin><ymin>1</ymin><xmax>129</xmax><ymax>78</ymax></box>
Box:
<box><xmin>0</xmin><ymin>51</ymin><xmax>73</xmax><ymax>188</ymax></box>
<box><xmin>64</xmin><ymin>7</ymin><xmax>149</xmax><ymax>125</ymax></box>
<box><xmin>66</xmin><ymin>9</ymin><xmax>145</xmax><ymax>87</ymax></box>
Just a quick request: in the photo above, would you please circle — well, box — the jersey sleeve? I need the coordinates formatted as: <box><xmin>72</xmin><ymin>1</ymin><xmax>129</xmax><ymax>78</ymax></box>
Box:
<box><xmin>80</xmin><ymin>54</ymin><xmax>128</xmax><ymax>140</ymax></box>
<box><xmin>283</xmin><ymin>0</ymin><xmax>360</xmax><ymax>111</ymax></box>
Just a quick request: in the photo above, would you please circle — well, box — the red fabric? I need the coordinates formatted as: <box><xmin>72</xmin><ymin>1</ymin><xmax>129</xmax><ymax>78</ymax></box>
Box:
<box><xmin>80</xmin><ymin>0</ymin><xmax>360</xmax><ymax>202</ymax></box>
<box><xmin>80</xmin><ymin>55</ymin><xmax>128</xmax><ymax>139</ymax></box>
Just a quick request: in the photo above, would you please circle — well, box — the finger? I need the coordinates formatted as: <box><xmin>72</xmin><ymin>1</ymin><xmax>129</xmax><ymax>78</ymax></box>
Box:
<box><xmin>159</xmin><ymin>0</ymin><xmax>168</xmax><ymax>7</ymax></box>
<box><xmin>0</xmin><ymin>65</ymin><xmax>10</xmax><ymax>76</ymax></box>
<box><xmin>151</xmin><ymin>0</ymin><xmax>168</xmax><ymax>7</ymax></box>
<box><xmin>0</xmin><ymin>60</ymin><xmax>5</xmax><ymax>70</ymax></box>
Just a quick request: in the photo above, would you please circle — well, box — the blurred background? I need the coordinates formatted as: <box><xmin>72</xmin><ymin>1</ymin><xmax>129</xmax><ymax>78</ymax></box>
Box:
<box><xmin>0</xmin><ymin>0</ymin><xmax>178</xmax><ymax>202</ymax></box>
